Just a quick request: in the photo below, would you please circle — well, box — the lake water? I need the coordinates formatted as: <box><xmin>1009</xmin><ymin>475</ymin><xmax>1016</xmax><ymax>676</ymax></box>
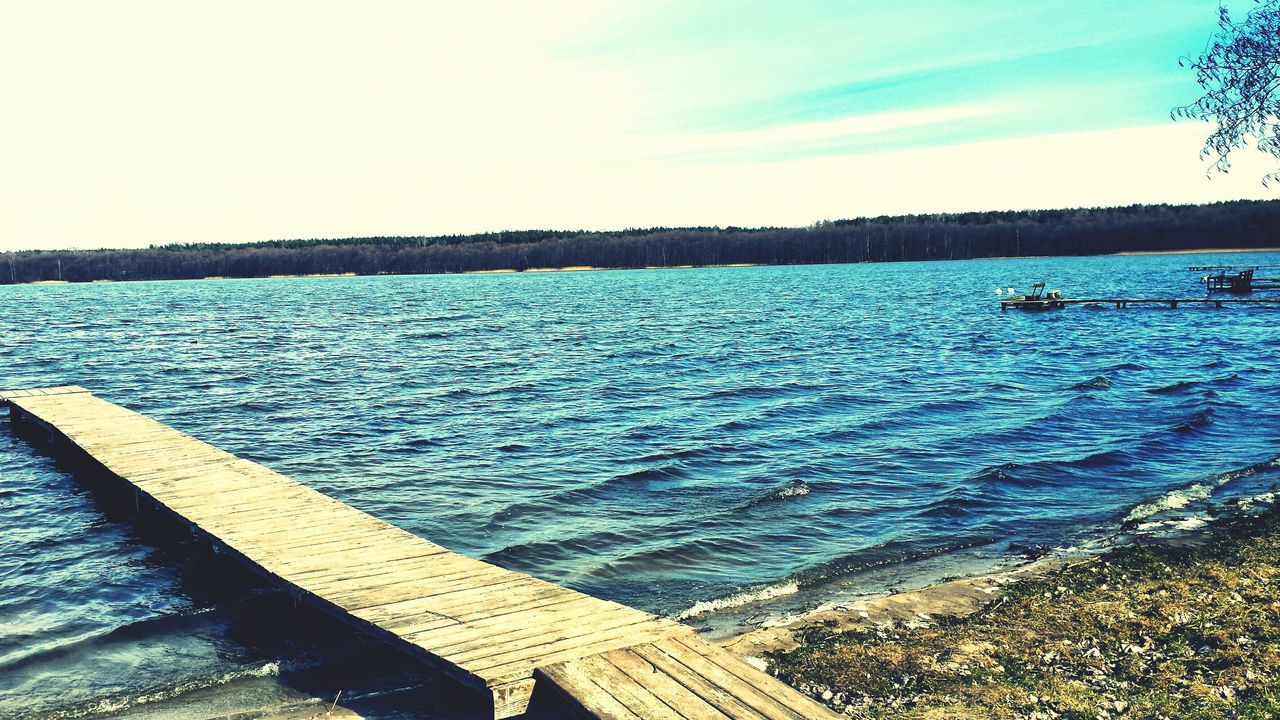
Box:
<box><xmin>3</xmin><ymin>253</ymin><xmax>1279</xmax><ymax>718</ymax></box>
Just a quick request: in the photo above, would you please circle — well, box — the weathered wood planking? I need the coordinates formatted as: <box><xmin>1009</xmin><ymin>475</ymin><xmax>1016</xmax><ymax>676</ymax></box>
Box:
<box><xmin>536</xmin><ymin>635</ymin><xmax>838</xmax><ymax>720</ymax></box>
<box><xmin>1</xmin><ymin>388</ymin><xmax>838</xmax><ymax>720</ymax></box>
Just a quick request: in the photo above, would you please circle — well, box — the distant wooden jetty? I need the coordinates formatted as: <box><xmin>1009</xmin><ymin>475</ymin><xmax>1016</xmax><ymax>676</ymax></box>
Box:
<box><xmin>1</xmin><ymin>387</ymin><xmax>837</xmax><ymax>720</ymax></box>
<box><xmin>1001</xmin><ymin>296</ymin><xmax>1280</xmax><ymax>310</ymax></box>
<box><xmin>1187</xmin><ymin>264</ymin><xmax>1280</xmax><ymax>272</ymax></box>
<box><xmin>1197</xmin><ymin>269</ymin><xmax>1280</xmax><ymax>294</ymax></box>
<box><xmin>999</xmin><ymin>282</ymin><xmax>1280</xmax><ymax>310</ymax></box>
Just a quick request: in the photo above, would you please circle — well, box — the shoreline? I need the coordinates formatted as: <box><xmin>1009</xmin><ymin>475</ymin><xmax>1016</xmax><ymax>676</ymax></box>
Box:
<box><xmin>463</xmin><ymin>263</ymin><xmax>760</xmax><ymax>274</ymax></box>
<box><xmin>719</xmin><ymin>554</ymin><xmax>1071</xmax><ymax>663</ymax></box>
<box><xmin>11</xmin><ymin>246</ymin><xmax>1280</xmax><ymax>285</ymax></box>
<box><xmin>744</xmin><ymin>503</ymin><xmax>1280</xmax><ymax>718</ymax></box>
<box><xmin>1112</xmin><ymin>246</ymin><xmax>1280</xmax><ymax>256</ymax></box>
<box><xmin>83</xmin><ymin>675</ymin><xmax>363</xmax><ymax>720</ymax></box>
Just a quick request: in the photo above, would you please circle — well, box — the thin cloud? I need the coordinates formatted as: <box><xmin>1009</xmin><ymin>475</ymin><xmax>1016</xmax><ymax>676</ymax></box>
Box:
<box><xmin>631</xmin><ymin>104</ymin><xmax>1000</xmax><ymax>163</ymax></box>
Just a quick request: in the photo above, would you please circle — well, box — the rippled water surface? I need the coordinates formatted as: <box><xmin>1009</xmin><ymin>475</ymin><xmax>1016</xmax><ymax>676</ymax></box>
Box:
<box><xmin>3</xmin><ymin>255</ymin><xmax>1280</xmax><ymax>717</ymax></box>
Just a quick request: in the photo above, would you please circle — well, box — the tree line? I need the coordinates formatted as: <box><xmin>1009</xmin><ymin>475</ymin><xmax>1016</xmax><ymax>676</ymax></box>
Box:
<box><xmin>3</xmin><ymin>200</ymin><xmax>1278</xmax><ymax>284</ymax></box>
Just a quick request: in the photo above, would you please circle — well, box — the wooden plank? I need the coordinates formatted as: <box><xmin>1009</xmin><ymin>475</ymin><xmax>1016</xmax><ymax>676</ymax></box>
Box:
<box><xmin>416</xmin><ymin>597</ymin><xmax>653</xmax><ymax>658</ymax></box>
<box><xmin>285</xmin><ymin>550</ymin><xmax>480</xmax><ymax>587</ymax></box>
<box><xmin>572</xmin><ymin>653</ymin><xmax>687</xmax><ymax>720</ymax></box>
<box><xmin>341</xmin><ymin>572</ymin><xmax>545</xmax><ymax>615</ymax></box>
<box><xmin>676</xmin><ymin>638</ymin><xmax>833</xmax><ymax>718</ymax></box>
<box><xmin>161</xmin><ymin>485</ymin><xmax>316</xmax><ymax>516</ymax></box>
<box><xmin>297</xmin><ymin>555</ymin><xmax>502</xmax><ymax>598</ymax></box>
<box><xmin>259</xmin><ymin>544</ymin><xmax>454</xmax><ymax>583</ymax></box>
<box><xmin>606</xmin><ymin>648</ymin><xmax>734</xmax><ymax>720</ymax></box>
<box><xmin>437</xmin><ymin>610</ymin><xmax>659</xmax><ymax>668</ymax></box>
<box><xmin>123</xmin><ymin>457</ymin><xmax>254</xmax><ymax>484</ymax></box>
<box><xmin>239</xmin><ymin>531</ymin><xmax>432</xmax><ymax>573</ymax></box>
<box><xmin>476</xmin><ymin>621</ymin><xmax>685</xmax><ymax>686</ymax></box>
<box><xmin>536</xmin><ymin>660</ymin><xmax>645</xmax><ymax>720</ymax></box>
<box><xmin>268</xmin><ymin>544</ymin><xmax>450</xmax><ymax>579</ymax></box>
<box><xmin>628</xmin><ymin>644</ymin><xmax>767</xmax><ymax>720</ymax></box>
<box><xmin>173</xmin><ymin>489</ymin><xmax>344</xmax><ymax>523</ymax></box>
<box><xmin>353</xmin><ymin>578</ymin><xmax>572</xmax><ymax>638</ymax></box>
<box><xmin>231</xmin><ymin>524</ymin><xmax>411</xmax><ymax>557</ymax></box>
<box><xmin>377</xmin><ymin>576</ymin><xmax>574</xmax><ymax>623</ymax></box>
<box><xmin>191</xmin><ymin>501</ymin><xmax>363</xmax><ymax>532</ymax></box>
<box><xmin>653</xmin><ymin>637</ymin><xmax>813</xmax><ymax>720</ymax></box>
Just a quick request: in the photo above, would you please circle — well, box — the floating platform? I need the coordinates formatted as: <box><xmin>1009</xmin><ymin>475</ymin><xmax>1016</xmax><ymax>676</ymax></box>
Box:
<box><xmin>1000</xmin><ymin>296</ymin><xmax>1280</xmax><ymax>310</ymax></box>
<box><xmin>1</xmin><ymin>387</ymin><xmax>837</xmax><ymax>720</ymax></box>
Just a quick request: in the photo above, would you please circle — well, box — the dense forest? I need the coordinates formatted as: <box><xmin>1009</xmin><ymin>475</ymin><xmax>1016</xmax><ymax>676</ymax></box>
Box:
<box><xmin>2</xmin><ymin>200</ymin><xmax>1277</xmax><ymax>284</ymax></box>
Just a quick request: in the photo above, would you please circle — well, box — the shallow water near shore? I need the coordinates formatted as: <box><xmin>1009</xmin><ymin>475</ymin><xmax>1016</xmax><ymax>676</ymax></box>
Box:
<box><xmin>2</xmin><ymin>253</ymin><xmax>1280</xmax><ymax>717</ymax></box>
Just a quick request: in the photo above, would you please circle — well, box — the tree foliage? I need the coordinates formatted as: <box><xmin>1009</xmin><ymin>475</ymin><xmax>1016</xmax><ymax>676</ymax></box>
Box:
<box><xmin>1176</xmin><ymin>0</ymin><xmax>1280</xmax><ymax>184</ymax></box>
<box><xmin>1</xmin><ymin>201</ymin><xmax>1277</xmax><ymax>284</ymax></box>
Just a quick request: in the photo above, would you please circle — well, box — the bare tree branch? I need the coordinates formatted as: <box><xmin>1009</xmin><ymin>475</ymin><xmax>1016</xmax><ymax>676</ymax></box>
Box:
<box><xmin>1175</xmin><ymin>0</ymin><xmax>1280</xmax><ymax>185</ymax></box>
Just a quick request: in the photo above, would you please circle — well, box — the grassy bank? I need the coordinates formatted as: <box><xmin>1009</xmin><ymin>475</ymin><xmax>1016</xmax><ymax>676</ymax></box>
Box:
<box><xmin>769</xmin><ymin>507</ymin><xmax>1280</xmax><ymax>719</ymax></box>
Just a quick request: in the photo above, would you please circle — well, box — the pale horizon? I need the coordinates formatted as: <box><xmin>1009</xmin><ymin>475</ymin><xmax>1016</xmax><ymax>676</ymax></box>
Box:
<box><xmin>2</xmin><ymin>1</ymin><xmax>1277</xmax><ymax>252</ymax></box>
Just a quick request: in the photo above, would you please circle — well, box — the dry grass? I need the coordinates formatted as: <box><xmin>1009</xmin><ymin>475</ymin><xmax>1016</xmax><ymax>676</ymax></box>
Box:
<box><xmin>769</xmin><ymin>508</ymin><xmax>1280</xmax><ymax>719</ymax></box>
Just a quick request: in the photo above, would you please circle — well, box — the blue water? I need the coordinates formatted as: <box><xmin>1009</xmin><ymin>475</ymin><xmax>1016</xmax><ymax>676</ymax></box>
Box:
<box><xmin>3</xmin><ymin>254</ymin><xmax>1280</xmax><ymax>717</ymax></box>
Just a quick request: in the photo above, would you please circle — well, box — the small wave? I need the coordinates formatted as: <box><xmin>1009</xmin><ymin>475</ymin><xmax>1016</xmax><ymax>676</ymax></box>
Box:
<box><xmin>741</xmin><ymin>480</ymin><xmax>811</xmax><ymax>509</ymax></box>
<box><xmin>675</xmin><ymin>581</ymin><xmax>799</xmax><ymax>621</ymax></box>
<box><xmin>1173</xmin><ymin>408</ymin><xmax>1214</xmax><ymax>433</ymax></box>
<box><xmin>1125</xmin><ymin>482</ymin><xmax>1217</xmax><ymax>522</ymax></box>
<box><xmin>617</xmin><ymin>444</ymin><xmax>735</xmax><ymax>465</ymax></box>
<box><xmin>698</xmin><ymin>383</ymin><xmax>823</xmax><ymax>400</ymax></box>
<box><xmin>1146</xmin><ymin>380</ymin><xmax>1198</xmax><ymax>394</ymax></box>
<box><xmin>971</xmin><ymin>463</ymin><xmax>1024</xmax><ymax>485</ymax></box>
<box><xmin>444</xmin><ymin>383</ymin><xmax>538</xmax><ymax>399</ymax></box>
<box><xmin>793</xmin><ymin>535</ymin><xmax>1000</xmax><ymax>588</ymax></box>
<box><xmin>612</xmin><ymin>464</ymin><xmax>687</xmax><ymax>483</ymax></box>
<box><xmin>918</xmin><ymin>488</ymin><xmax>1001</xmax><ymax>519</ymax></box>
<box><xmin>1131</xmin><ymin>515</ymin><xmax>1214</xmax><ymax>534</ymax></box>
<box><xmin>44</xmin><ymin>662</ymin><xmax>281</xmax><ymax>719</ymax></box>
<box><xmin>484</xmin><ymin>463</ymin><xmax>687</xmax><ymax>527</ymax></box>
<box><xmin>1070</xmin><ymin>376</ymin><xmax>1111</xmax><ymax>391</ymax></box>
<box><xmin>0</xmin><ymin>604</ymin><xmax>225</xmax><ymax>671</ymax></box>
<box><xmin>1220</xmin><ymin>456</ymin><xmax>1280</xmax><ymax>483</ymax></box>
<box><xmin>1125</xmin><ymin>455</ymin><xmax>1280</xmax><ymax>523</ymax></box>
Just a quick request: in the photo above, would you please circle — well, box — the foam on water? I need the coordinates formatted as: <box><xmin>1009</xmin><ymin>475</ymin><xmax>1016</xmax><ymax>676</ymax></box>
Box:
<box><xmin>677</xmin><ymin>582</ymin><xmax>801</xmax><ymax>621</ymax></box>
<box><xmin>1127</xmin><ymin>455</ymin><xmax>1280</xmax><ymax>522</ymax></box>
<box><xmin>54</xmin><ymin>663</ymin><xmax>282</xmax><ymax>720</ymax></box>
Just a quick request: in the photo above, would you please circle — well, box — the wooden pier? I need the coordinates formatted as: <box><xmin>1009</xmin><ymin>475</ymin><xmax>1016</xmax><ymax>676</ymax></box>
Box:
<box><xmin>1000</xmin><ymin>296</ymin><xmax>1280</xmax><ymax>310</ymax></box>
<box><xmin>1</xmin><ymin>387</ymin><xmax>837</xmax><ymax>720</ymax></box>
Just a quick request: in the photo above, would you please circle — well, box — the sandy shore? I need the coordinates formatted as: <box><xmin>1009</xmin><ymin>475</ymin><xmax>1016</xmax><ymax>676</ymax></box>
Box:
<box><xmin>265</xmin><ymin>273</ymin><xmax>359</xmax><ymax>279</ymax></box>
<box><xmin>719</xmin><ymin>556</ymin><xmax>1074</xmax><ymax>663</ymax></box>
<box><xmin>749</xmin><ymin>504</ymin><xmax>1280</xmax><ymax>718</ymax></box>
<box><xmin>464</xmin><ymin>263</ymin><xmax>762</xmax><ymax>274</ymax></box>
<box><xmin>89</xmin><ymin>676</ymin><xmax>362</xmax><ymax>720</ymax></box>
<box><xmin>1112</xmin><ymin>247</ymin><xmax>1280</xmax><ymax>256</ymax></box>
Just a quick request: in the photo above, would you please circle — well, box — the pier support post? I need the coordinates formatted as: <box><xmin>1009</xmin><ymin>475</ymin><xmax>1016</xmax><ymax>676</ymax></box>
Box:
<box><xmin>491</xmin><ymin>678</ymin><xmax>537</xmax><ymax>720</ymax></box>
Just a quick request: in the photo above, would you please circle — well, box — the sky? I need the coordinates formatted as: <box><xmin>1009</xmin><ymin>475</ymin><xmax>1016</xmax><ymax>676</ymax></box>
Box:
<box><xmin>1</xmin><ymin>0</ymin><xmax>1276</xmax><ymax>250</ymax></box>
